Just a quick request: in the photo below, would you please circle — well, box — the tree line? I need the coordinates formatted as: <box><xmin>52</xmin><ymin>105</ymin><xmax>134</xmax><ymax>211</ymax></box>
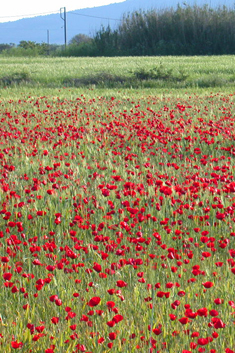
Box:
<box><xmin>1</xmin><ymin>5</ymin><xmax>235</xmax><ymax>56</ymax></box>
<box><xmin>0</xmin><ymin>41</ymin><xmax>60</xmax><ymax>56</ymax></box>
<box><xmin>91</xmin><ymin>4</ymin><xmax>235</xmax><ymax>56</ymax></box>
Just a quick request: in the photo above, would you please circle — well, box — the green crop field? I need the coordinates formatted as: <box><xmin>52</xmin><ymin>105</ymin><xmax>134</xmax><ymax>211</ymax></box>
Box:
<box><xmin>0</xmin><ymin>56</ymin><xmax>235</xmax><ymax>91</ymax></box>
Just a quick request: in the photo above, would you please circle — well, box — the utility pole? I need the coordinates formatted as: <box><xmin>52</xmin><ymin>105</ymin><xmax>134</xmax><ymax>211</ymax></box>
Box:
<box><xmin>60</xmin><ymin>7</ymin><xmax>67</xmax><ymax>50</ymax></box>
<box><xmin>47</xmin><ymin>30</ymin><xmax>50</xmax><ymax>55</ymax></box>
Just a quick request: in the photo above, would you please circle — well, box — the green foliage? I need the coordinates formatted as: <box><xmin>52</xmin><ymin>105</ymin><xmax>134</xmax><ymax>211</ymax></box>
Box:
<box><xmin>93</xmin><ymin>25</ymin><xmax>120</xmax><ymax>56</ymax></box>
<box><xmin>132</xmin><ymin>64</ymin><xmax>188</xmax><ymax>81</ymax></box>
<box><xmin>92</xmin><ymin>5</ymin><xmax>235</xmax><ymax>56</ymax></box>
<box><xmin>58</xmin><ymin>41</ymin><xmax>98</xmax><ymax>57</ymax></box>
<box><xmin>69</xmin><ymin>33</ymin><xmax>92</xmax><ymax>45</ymax></box>
<box><xmin>63</xmin><ymin>71</ymin><xmax>127</xmax><ymax>87</ymax></box>
<box><xmin>18</xmin><ymin>40</ymin><xmax>37</xmax><ymax>49</ymax></box>
<box><xmin>0</xmin><ymin>43</ymin><xmax>15</xmax><ymax>52</ymax></box>
<box><xmin>0</xmin><ymin>41</ymin><xmax>51</xmax><ymax>57</ymax></box>
<box><xmin>1</xmin><ymin>47</ymin><xmax>38</xmax><ymax>57</ymax></box>
<box><xmin>0</xmin><ymin>70</ymin><xmax>31</xmax><ymax>86</ymax></box>
<box><xmin>195</xmin><ymin>74</ymin><xmax>229</xmax><ymax>88</ymax></box>
<box><xmin>18</xmin><ymin>40</ymin><xmax>49</xmax><ymax>55</ymax></box>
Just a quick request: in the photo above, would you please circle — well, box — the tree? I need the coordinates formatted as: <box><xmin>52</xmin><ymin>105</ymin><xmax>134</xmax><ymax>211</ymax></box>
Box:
<box><xmin>17</xmin><ymin>41</ymin><xmax>49</xmax><ymax>55</ymax></box>
<box><xmin>0</xmin><ymin>43</ymin><xmax>15</xmax><ymax>52</ymax></box>
<box><xmin>69</xmin><ymin>34</ymin><xmax>92</xmax><ymax>45</ymax></box>
<box><xmin>18</xmin><ymin>40</ymin><xmax>37</xmax><ymax>50</ymax></box>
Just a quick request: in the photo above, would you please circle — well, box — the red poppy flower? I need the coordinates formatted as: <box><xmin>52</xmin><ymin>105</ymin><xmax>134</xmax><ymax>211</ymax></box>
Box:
<box><xmin>1</xmin><ymin>257</ymin><xmax>10</xmax><ymax>263</ymax></box>
<box><xmin>88</xmin><ymin>296</ymin><xmax>101</xmax><ymax>307</ymax></box>
<box><xmin>51</xmin><ymin>317</ymin><xmax>59</xmax><ymax>324</ymax></box>
<box><xmin>116</xmin><ymin>280</ymin><xmax>127</xmax><ymax>288</ymax></box>
<box><xmin>214</xmin><ymin>298</ymin><xmax>223</xmax><ymax>305</ymax></box>
<box><xmin>197</xmin><ymin>337</ymin><xmax>209</xmax><ymax>346</ymax></box>
<box><xmin>102</xmin><ymin>189</ymin><xmax>110</xmax><ymax>197</ymax></box>
<box><xmin>179</xmin><ymin>317</ymin><xmax>189</xmax><ymax>325</ymax></box>
<box><xmin>112</xmin><ymin>314</ymin><xmax>123</xmax><ymax>323</ymax></box>
<box><xmin>11</xmin><ymin>341</ymin><xmax>23</xmax><ymax>349</ymax></box>
<box><xmin>152</xmin><ymin>328</ymin><xmax>162</xmax><ymax>335</ymax></box>
<box><xmin>169</xmin><ymin>314</ymin><xmax>177</xmax><ymax>321</ymax></box>
<box><xmin>98</xmin><ymin>337</ymin><xmax>105</xmax><ymax>344</ymax></box>
<box><xmin>197</xmin><ymin>308</ymin><xmax>208</xmax><ymax>317</ymax></box>
<box><xmin>225</xmin><ymin>349</ymin><xmax>235</xmax><ymax>353</ymax></box>
<box><xmin>106</xmin><ymin>301</ymin><xmax>115</xmax><ymax>310</ymax></box>
<box><xmin>36</xmin><ymin>210</ymin><xmax>46</xmax><ymax>216</ymax></box>
<box><xmin>93</xmin><ymin>262</ymin><xmax>102</xmax><ymax>272</ymax></box>
<box><xmin>35</xmin><ymin>325</ymin><xmax>45</xmax><ymax>333</ymax></box>
<box><xmin>107</xmin><ymin>320</ymin><xmax>115</xmax><ymax>327</ymax></box>
<box><xmin>202</xmin><ymin>281</ymin><xmax>214</xmax><ymax>288</ymax></box>
<box><xmin>55</xmin><ymin>299</ymin><xmax>62</xmax><ymax>306</ymax></box>
<box><xmin>212</xmin><ymin>317</ymin><xmax>226</xmax><ymax>329</ymax></box>
<box><xmin>109</xmin><ymin>332</ymin><xmax>117</xmax><ymax>340</ymax></box>
<box><xmin>107</xmin><ymin>289</ymin><xmax>116</xmax><ymax>295</ymax></box>
<box><xmin>3</xmin><ymin>272</ymin><xmax>12</xmax><ymax>280</ymax></box>
<box><xmin>209</xmin><ymin>310</ymin><xmax>219</xmax><ymax>317</ymax></box>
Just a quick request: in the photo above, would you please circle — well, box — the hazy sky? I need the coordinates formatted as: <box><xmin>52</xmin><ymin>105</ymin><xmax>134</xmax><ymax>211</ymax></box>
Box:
<box><xmin>0</xmin><ymin>0</ymin><xmax>125</xmax><ymax>22</ymax></box>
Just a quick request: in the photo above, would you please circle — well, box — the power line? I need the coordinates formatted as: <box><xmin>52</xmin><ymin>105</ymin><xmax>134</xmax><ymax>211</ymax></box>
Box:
<box><xmin>0</xmin><ymin>10</ymin><xmax>59</xmax><ymax>19</ymax></box>
<box><xmin>0</xmin><ymin>27</ymin><xmax>58</xmax><ymax>31</ymax></box>
<box><xmin>0</xmin><ymin>10</ymin><xmax>122</xmax><ymax>22</ymax></box>
<box><xmin>69</xmin><ymin>12</ymin><xmax>121</xmax><ymax>21</ymax></box>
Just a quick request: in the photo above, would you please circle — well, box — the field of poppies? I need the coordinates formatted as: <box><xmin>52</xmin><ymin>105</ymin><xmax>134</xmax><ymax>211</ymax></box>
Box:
<box><xmin>1</xmin><ymin>83</ymin><xmax>235</xmax><ymax>353</ymax></box>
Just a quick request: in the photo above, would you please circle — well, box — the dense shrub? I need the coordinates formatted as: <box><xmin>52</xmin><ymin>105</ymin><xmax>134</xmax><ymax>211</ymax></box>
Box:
<box><xmin>92</xmin><ymin>5</ymin><xmax>235</xmax><ymax>56</ymax></box>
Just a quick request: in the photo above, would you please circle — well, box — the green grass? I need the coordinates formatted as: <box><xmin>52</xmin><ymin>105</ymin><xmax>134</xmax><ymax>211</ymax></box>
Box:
<box><xmin>0</xmin><ymin>56</ymin><xmax>235</xmax><ymax>90</ymax></box>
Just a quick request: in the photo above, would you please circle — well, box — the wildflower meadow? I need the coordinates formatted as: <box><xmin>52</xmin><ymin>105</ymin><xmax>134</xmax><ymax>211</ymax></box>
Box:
<box><xmin>0</xmin><ymin>57</ymin><xmax>235</xmax><ymax>353</ymax></box>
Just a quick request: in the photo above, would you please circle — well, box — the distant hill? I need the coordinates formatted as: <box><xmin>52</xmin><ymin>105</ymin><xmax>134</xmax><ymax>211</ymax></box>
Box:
<box><xmin>0</xmin><ymin>0</ymin><xmax>234</xmax><ymax>44</ymax></box>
